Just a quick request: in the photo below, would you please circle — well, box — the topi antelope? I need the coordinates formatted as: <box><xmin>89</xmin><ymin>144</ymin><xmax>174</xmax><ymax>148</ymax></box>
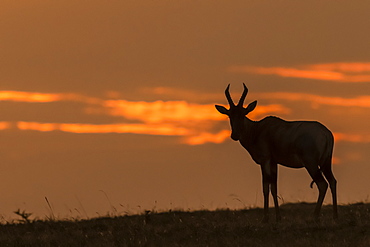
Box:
<box><xmin>215</xmin><ymin>84</ymin><xmax>337</xmax><ymax>222</ymax></box>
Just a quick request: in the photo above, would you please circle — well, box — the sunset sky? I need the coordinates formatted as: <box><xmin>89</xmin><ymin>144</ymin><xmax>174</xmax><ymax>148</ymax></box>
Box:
<box><xmin>1</xmin><ymin>1</ymin><xmax>370</xmax><ymax>219</ymax></box>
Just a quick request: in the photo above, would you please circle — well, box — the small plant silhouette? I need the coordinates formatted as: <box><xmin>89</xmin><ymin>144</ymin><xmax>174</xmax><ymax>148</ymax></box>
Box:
<box><xmin>45</xmin><ymin>196</ymin><xmax>56</xmax><ymax>220</ymax></box>
<box><xmin>13</xmin><ymin>209</ymin><xmax>33</xmax><ymax>224</ymax></box>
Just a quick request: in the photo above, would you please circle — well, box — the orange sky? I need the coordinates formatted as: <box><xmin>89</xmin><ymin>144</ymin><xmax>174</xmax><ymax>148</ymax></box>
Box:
<box><xmin>1</xmin><ymin>1</ymin><xmax>370</xmax><ymax>219</ymax></box>
<box><xmin>230</xmin><ymin>62</ymin><xmax>370</xmax><ymax>82</ymax></box>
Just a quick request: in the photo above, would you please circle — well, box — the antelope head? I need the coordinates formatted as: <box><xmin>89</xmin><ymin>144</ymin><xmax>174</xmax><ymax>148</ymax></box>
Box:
<box><xmin>215</xmin><ymin>83</ymin><xmax>257</xmax><ymax>141</ymax></box>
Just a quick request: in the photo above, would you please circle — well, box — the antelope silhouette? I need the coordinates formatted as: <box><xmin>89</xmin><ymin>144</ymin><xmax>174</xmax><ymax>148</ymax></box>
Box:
<box><xmin>215</xmin><ymin>84</ymin><xmax>338</xmax><ymax>222</ymax></box>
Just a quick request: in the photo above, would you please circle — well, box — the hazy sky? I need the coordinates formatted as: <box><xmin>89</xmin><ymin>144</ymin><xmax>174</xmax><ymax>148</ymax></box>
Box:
<box><xmin>1</xmin><ymin>1</ymin><xmax>370</xmax><ymax>219</ymax></box>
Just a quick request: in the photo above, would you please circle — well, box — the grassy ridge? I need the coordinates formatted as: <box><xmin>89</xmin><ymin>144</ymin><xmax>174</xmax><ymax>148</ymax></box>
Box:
<box><xmin>0</xmin><ymin>203</ymin><xmax>369</xmax><ymax>246</ymax></box>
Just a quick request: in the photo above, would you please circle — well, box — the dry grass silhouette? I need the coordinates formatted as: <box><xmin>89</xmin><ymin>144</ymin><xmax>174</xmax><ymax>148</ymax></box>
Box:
<box><xmin>0</xmin><ymin>202</ymin><xmax>369</xmax><ymax>246</ymax></box>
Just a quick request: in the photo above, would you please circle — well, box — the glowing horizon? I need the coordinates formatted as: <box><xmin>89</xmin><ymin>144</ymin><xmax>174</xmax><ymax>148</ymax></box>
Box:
<box><xmin>0</xmin><ymin>89</ymin><xmax>290</xmax><ymax>145</ymax></box>
<box><xmin>7</xmin><ymin>121</ymin><xmax>370</xmax><ymax>145</ymax></box>
<box><xmin>1</xmin><ymin>89</ymin><xmax>370</xmax><ymax>145</ymax></box>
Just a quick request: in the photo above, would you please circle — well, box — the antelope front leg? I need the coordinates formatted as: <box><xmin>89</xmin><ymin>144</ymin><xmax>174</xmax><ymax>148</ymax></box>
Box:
<box><xmin>270</xmin><ymin>163</ymin><xmax>281</xmax><ymax>222</ymax></box>
<box><xmin>261</xmin><ymin>165</ymin><xmax>270</xmax><ymax>223</ymax></box>
<box><xmin>271</xmin><ymin>181</ymin><xmax>281</xmax><ymax>222</ymax></box>
<box><xmin>262</xmin><ymin>178</ymin><xmax>270</xmax><ymax>223</ymax></box>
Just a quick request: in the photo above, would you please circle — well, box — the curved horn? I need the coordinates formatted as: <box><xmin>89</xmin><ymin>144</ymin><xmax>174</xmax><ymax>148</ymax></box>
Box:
<box><xmin>225</xmin><ymin>84</ymin><xmax>235</xmax><ymax>106</ymax></box>
<box><xmin>237</xmin><ymin>83</ymin><xmax>248</xmax><ymax>106</ymax></box>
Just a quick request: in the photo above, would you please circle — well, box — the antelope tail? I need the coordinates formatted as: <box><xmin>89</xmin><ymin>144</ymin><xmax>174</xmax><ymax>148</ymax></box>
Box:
<box><xmin>310</xmin><ymin>180</ymin><xmax>315</xmax><ymax>189</ymax></box>
<box><xmin>310</xmin><ymin>167</ymin><xmax>323</xmax><ymax>189</ymax></box>
<box><xmin>311</xmin><ymin>140</ymin><xmax>333</xmax><ymax>189</ymax></box>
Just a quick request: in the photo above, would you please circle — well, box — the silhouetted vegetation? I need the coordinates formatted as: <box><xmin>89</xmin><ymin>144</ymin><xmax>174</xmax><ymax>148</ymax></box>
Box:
<box><xmin>0</xmin><ymin>203</ymin><xmax>369</xmax><ymax>246</ymax></box>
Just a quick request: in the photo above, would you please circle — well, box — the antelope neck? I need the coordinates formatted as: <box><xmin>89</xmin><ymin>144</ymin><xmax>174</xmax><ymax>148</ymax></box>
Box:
<box><xmin>240</xmin><ymin>117</ymin><xmax>258</xmax><ymax>146</ymax></box>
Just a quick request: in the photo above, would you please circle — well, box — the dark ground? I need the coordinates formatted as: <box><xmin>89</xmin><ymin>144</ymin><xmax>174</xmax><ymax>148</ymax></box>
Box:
<box><xmin>0</xmin><ymin>202</ymin><xmax>369</xmax><ymax>246</ymax></box>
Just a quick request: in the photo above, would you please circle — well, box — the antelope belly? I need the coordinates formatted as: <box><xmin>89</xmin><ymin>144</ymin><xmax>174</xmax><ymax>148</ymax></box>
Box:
<box><xmin>276</xmin><ymin>154</ymin><xmax>304</xmax><ymax>168</ymax></box>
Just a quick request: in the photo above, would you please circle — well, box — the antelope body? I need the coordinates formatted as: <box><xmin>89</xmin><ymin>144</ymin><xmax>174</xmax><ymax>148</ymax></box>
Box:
<box><xmin>215</xmin><ymin>84</ymin><xmax>337</xmax><ymax>222</ymax></box>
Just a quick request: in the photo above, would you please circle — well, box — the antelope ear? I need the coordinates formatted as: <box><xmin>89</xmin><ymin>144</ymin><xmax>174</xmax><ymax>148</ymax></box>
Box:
<box><xmin>244</xmin><ymin>100</ymin><xmax>257</xmax><ymax>115</ymax></box>
<box><xmin>215</xmin><ymin>105</ymin><xmax>229</xmax><ymax>115</ymax></box>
